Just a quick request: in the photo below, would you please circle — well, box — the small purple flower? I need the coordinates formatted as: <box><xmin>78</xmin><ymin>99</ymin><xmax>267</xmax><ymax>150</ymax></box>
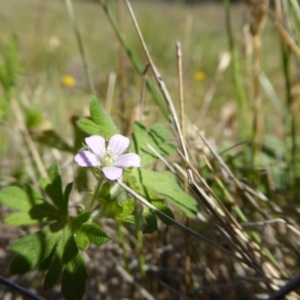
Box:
<box><xmin>74</xmin><ymin>134</ymin><xmax>141</xmax><ymax>181</ymax></box>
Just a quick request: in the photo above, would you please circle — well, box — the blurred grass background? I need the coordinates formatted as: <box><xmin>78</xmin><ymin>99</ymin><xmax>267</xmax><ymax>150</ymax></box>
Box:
<box><xmin>1</xmin><ymin>0</ymin><xmax>300</xmax><ymax>298</ymax></box>
<box><xmin>0</xmin><ymin>0</ymin><xmax>282</xmax><ymax>140</ymax></box>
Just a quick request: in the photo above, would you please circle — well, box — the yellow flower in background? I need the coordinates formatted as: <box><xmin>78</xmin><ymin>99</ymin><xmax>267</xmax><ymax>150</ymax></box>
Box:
<box><xmin>193</xmin><ymin>71</ymin><xmax>206</xmax><ymax>82</ymax></box>
<box><xmin>62</xmin><ymin>75</ymin><xmax>76</xmax><ymax>87</ymax></box>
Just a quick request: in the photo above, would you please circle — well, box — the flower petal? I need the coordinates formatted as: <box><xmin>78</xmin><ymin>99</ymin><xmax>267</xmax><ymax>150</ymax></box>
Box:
<box><xmin>102</xmin><ymin>167</ymin><xmax>123</xmax><ymax>180</ymax></box>
<box><xmin>114</xmin><ymin>153</ymin><xmax>141</xmax><ymax>168</ymax></box>
<box><xmin>85</xmin><ymin>135</ymin><xmax>106</xmax><ymax>158</ymax></box>
<box><xmin>107</xmin><ymin>134</ymin><xmax>129</xmax><ymax>156</ymax></box>
<box><xmin>74</xmin><ymin>151</ymin><xmax>101</xmax><ymax>167</ymax></box>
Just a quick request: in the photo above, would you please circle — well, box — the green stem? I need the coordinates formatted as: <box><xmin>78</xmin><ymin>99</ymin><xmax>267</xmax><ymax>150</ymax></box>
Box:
<box><xmin>136</xmin><ymin>213</ymin><xmax>146</xmax><ymax>281</ymax></box>
<box><xmin>117</xmin><ymin>221</ymin><xmax>129</xmax><ymax>270</ymax></box>
<box><xmin>64</xmin><ymin>0</ymin><xmax>95</xmax><ymax>94</ymax></box>
<box><xmin>89</xmin><ymin>178</ymin><xmax>103</xmax><ymax>210</ymax></box>
<box><xmin>223</xmin><ymin>0</ymin><xmax>249</xmax><ymax>141</ymax></box>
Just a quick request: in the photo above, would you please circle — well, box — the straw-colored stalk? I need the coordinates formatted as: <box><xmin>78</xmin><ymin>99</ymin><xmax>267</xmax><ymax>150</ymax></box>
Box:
<box><xmin>244</xmin><ymin>0</ymin><xmax>269</xmax><ymax>168</ymax></box>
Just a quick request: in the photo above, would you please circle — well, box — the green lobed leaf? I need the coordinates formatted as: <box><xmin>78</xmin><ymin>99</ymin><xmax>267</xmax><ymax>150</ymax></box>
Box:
<box><xmin>125</xmin><ymin>168</ymin><xmax>198</xmax><ymax>218</ymax></box>
<box><xmin>75</xmin><ymin>224</ymin><xmax>111</xmax><ymax>247</ymax></box>
<box><xmin>131</xmin><ymin>121</ymin><xmax>176</xmax><ymax>166</ymax></box>
<box><xmin>10</xmin><ymin>254</ymin><xmax>35</xmax><ymax>275</ymax></box>
<box><xmin>89</xmin><ymin>95</ymin><xmax>118</xmax><ymax>140</ymax></box>
<box><xmin>69</xmin><ymin>212</ymin><xmax>91</xmax><ymax>231</ymax></box>
<box><xmin>54</xmin><ymin>224</ymin><xmax>78</xmax><ymax>265</ymax></box>
<box><xmin>40</xmin><ymin>163</ymin><xmax>66</xmax><ymax>213</ymax></box>
<box><xmin>29</xmin><ymin>202</ymin><xmax>64</xmax><ymax>221</ymax></box>
<box><xmin>44</xmin><ymin>254</ymin><xmax>63</xmax><ymax>291</ymax></box>
<box><xmin>5</xmin><ymin>212</ymin><xmax>40</xmax><ymax>225</ymax></box>
<box><xmin>39</xmin><ymin>244</ymin><xmax>56</xmax><ymax>271</ymax></box>
<box><xmin>142</xmin><ymin>207</ymin><xmax>158</xmax><ymax>234</ymax></box>
<box><xmin>0</xmin><ymin>185</ymin><xmax>43</xmax><ymax>211</ymax></box>
<box><xmin>74</xmin><ymin>231</ymin><xmax>90</xmax><ymax>250</ymax></box>
<box><xmin>10</xmin><ymin>226</ymin><xmax>61</xmax><ymax>274</ymax></box>
<box><xmin>76</xmin><ymin>118</ymin><xmax>101</xmax><ymax>136</ymax></box>
<box><xmin>62</xmin><ymin>236</ymin><xmax>78</xmax><ymax>264</ymax></box>
<box><xmin>61</xmin><ymin>253</ymin><xmax>88</xmax><ymax>300</ymax></box>
<box><xmin>63</xmin><ymin>182</ymin><xmax>73</xmax><ymax>213</ymax></box>
<box><xmin>24</xmin><ymin>184</ymin><xmax>44</xmax><ymax>206</ymax></box>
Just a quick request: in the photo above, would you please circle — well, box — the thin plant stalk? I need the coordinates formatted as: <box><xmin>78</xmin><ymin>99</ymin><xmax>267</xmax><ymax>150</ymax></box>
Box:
<box><xmin>117</xmin><ymin>221</ymin><xmax>129</xmax><ymax>271</ymax></box>
<box><xmin>199</xmin><ymin>51</ymin><xmax>231</xmax><ymax>119</ymax></box>
<box><xmin>283</xmin><ymin>1</ymin><xmax>299</xmax><ymax>178</ymax></box>
<box><xmin>275</xmin><ymin>0</ymin><xmax>296</xmax><ymax>182</ymax></box>
<box><xmin>116</xmin><ymin>0</ymin><xmax>126</xmax><ymax>116</ymax></box>
<box><xmin>124</xmin><ymin>0</ymin><xmax>193</xmax><ymax>184</ymax></box>
<box><xmin>11</xmin><ymin>99</ymin><xmax>48</xmax><ymax>178</ymax></box>
<box><xmin>64</xmin><ymin>0</ymin><xmax>95</xmax><ymax>94</ymax></box>
<box><xmin>136</xmin><ymin>213</ymin><xmax>146</xmax><ymax>281</ymax></box>
<box><xmin>105</xmin><ymin>72</ymin><xmax>116</xmax><ymax>114</ymax></box>
<box><xmin>117</xmin><ymin>180</ymin><xmax>258</xmax><ymax>267</ymax></box>
<box><xmin>98</xmin><ymin>0</ymin><xmax>169</xmax><ymax>118</ymax></box>
<box><xmin>89</xmin><ymin>178</ymin><xmax>103</xmax><ymax>210</ymax></box>
<box><xmin>244</xmin><ymin>0</ymin><xmax>269</xmax><ymax>169</ymax></box>
<box><xmin>176</xmin><ymin>41</ymin><xmax>192</xmax><ymax>295</ymax></box>
<box><xmin>139</xmin><ymin>64</ymin><xmax>150</xmax><ymax>121</ymax></box>
<box><xmin>223</xmin><ymin>0</ymin><xmax>250</xmax><ymax>141</ymax></box>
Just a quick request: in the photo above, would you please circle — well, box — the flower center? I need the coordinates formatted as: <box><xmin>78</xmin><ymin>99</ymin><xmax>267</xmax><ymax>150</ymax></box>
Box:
<box><xmin>101</xmin><ymin>150</ymin><xmax>118</xmax><ymax>167</ymax></box>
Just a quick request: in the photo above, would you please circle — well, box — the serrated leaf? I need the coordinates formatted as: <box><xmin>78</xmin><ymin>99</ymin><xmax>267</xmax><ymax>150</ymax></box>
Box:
<box><xmin>63</xmin><ymin>182</ymin><xmax>73</xmax><ymax>212</ymax></box>
<box><xmin>40</xmin><ymin>163</ymin><xmax>65</xmax><ymax>213</ymax></box>
<box><xmin>125</xmin><ymin>168</ymin><xmax>197</xmax><ymax>218</ymax></box>
<box><xmin>24</xmin><ymin>184</ymin><xmax>44</xmax><ymax>205</ymax></box>
<box><xmin>39</xmin><ymin>245</ymin><xmax>56</xmax><ymax>271</ymax></box>
<box><xmin>76</xmin><ymin>224</ymin><xmax>110</xmax><ymax>246</ymax></box>
<box><xmin>89</xmin><ymin>95</ymin><xmax>118</xmax><ymax>139</ymax></box>
<box><xmin>143</xmin><ymin>207</ymin><xmax>157</xmax><ymax>233</ymax></box>
<box><xmin>44</xmin><ymin>254</ymin><xmax>63</xmax><ymax>291</ymax></box>
<box><xmin>69</xmin><ymin>212</ymin><xmax>91</xmax><ymax>231</ymax></box>
<box><xmin>0</xmin><ymin>186</ymin><xmax>30</xmax><ymax>211</ymax></box>
<box><xmin>10</xmin><ymin>253</ymin><xmax>35</xmax><ymax>274</ymax></box>
<box><xmin>0</xmin><ymin>185</ymin><xmax>43</xmax><ymax>211</ymax></box>
<box><xmin>29</xmin><ymin>202</ymin><xmax>64</xmax><ymax>221</ymax></box>
<box><xmin>76</xmin><ymin>118</ymin><xmax>101</xmax><ymax>135</ymax></box>
<box><xmin>10</xmin><ymin>226</ymin><xmax>61</xmax><ymax>274</ymax></box>
<box><xmin>74</xmin><ymin>231</ymin><xmax>90</xmax><ymax>250</ymax></box>
<box><xmin>61</xmin><ymin>253</ymin><xmax>88</xmax><ymax>300</ymax></box>
<box><xmin>5</xmin><ymin>212</ymin><xmax>39</xmax><ymax>225</ymax></box>
<box><xmin>62</xmin><ymin>236</ymin><xmax>78</xmax><ymax>264</ymax></box>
